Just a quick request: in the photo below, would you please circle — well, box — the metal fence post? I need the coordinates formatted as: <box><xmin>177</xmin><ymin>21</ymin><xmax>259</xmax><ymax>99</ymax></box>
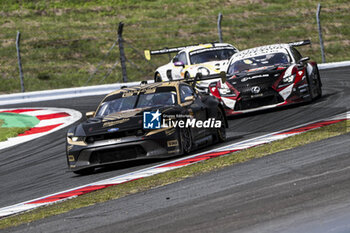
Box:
<box><xmin>217</xmin><ymin>13</ymin><xmax>223</xmax><ymax>43</ymax></box>
<box><xmin>16</xmin><ymin>31</ymin><xmax>25</xmax><ymax>92</ymax></box>
<box><xmin>316</xmin><ymin>3</ymin><xmax>326</xmax><ymax>63</ymax></box>
<box><xmin>118</xmin><ymin>22</ymin><xmax>128</xmax><ymax>82</ymax></box>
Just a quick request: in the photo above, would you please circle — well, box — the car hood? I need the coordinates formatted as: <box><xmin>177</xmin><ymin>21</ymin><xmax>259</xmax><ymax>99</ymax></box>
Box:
<box><xmin>228</xmin><ymin>66</ymin><xmax>288</xmax><ymax>86</ymax></box>
<box><xmin>74</xmin><ymin>106</ymin><xmax>179</xmax><ymax>136</ymax></box>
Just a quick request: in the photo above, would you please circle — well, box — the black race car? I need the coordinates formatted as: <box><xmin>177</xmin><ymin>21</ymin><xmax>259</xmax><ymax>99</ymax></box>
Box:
<box><xmin>209</xmin><ymin>40</ymin><xmax>322</xmax><ymax>115</ymax></box>
<box><xmin>66</xmin><ymin>81</ymin><xmax>227</xmax><ymax>174</ymax></box>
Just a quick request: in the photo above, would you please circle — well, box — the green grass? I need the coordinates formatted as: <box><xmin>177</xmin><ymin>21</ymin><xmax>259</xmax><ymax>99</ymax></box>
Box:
<box><xmin>0</xmin><ymin>0</ymin><xmax>349</xmax><ymax>93</ymax></box>
<box><xmin>0</xmin><ymin>119</ymin><xmax>349</xmax><ymax>230</ymax></box>
<box><xmin>0</xmin><ymin>120</ymin><xmax>29</xmax><ymax>142</ymax></box>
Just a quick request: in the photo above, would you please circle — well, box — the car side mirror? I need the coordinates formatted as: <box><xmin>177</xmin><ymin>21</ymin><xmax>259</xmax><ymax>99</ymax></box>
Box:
<box><xmin>220</xmin><ymin>71</ymin><xmax>227</xmax><ymax>83</ymax></box>
<box><xmin>174</xmin><ymin>61</ymin><xmax>185</xmax><ymax>67</ymax></box>
<box><xmin>298</xmin><ymin>57</ymin><xmax>310</xmax><ymax>64</ymax></box>
<box><xmin>184</xmin><ymin>95</ymin><xmax>195</xmax><ymax>102</ymax></box>
<box><xmin>86</xmin><ymin>111</ymin><xmax>95</xmax><ymax>118</ymax></box>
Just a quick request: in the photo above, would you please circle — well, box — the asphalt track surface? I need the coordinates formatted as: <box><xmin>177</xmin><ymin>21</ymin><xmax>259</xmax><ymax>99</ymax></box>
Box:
<box><xmin>6</xmin><ymin>130</ymin><xmax>350</xmax><ymax>233</ymax></box>
<box><xmin>1</xmin><ymin>66</ymin><xmax>349</xmax><ymax>231</ymax></box>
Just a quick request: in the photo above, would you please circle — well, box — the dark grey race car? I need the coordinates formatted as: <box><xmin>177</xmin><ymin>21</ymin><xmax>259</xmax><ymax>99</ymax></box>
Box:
<box><xmin>66</xmin><ymin>81</ymin><xmax>227</xmax><ymax>175</ymax></box>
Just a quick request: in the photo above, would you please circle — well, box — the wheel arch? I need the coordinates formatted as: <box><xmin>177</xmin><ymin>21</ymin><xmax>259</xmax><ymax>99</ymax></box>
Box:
<box><xmin>218</xmin><ymin>104</ymin><xmax>228</xmax><ymax>128</ymax></box>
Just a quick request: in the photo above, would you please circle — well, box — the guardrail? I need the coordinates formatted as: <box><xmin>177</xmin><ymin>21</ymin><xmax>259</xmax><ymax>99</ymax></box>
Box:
<box><xmin>0</xmin><ymin>82</ymin><xmax>141</xmax><ymax>106</ymax></box>
<box><xmin>0</xmin><ymin>61</ymin><xmax>349</xmax><ymax>106</ymax></box>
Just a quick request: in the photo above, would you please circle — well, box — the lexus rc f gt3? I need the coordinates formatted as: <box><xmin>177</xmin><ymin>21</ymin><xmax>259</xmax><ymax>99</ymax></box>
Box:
<box><xmin>209</xmin><ymin>40</ymin><xmax>322</xmax><ymax>115</ymax></box>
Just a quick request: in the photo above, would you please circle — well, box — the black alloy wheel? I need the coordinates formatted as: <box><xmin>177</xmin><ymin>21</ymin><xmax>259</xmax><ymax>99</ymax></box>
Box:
<box><xmin>180</xmin><ymin>127</ymin><xmax>192</xmax><ymax>154</ymax></box>
<box><xmin>216</xmin><ymin>108</ymin><xmax>226</xmax><ymax>142</ymax></box>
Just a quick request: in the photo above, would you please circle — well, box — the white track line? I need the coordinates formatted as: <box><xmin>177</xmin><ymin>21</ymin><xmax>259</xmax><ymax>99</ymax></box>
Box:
<box><xmin>0</xmin><ymin>108</ymin><xmax>82</xmax><ymax>151</ymax></box>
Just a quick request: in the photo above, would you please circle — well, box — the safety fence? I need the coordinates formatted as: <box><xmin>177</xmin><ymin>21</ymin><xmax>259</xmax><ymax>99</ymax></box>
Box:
<box><xmin>0</xmin><ymin>2</ymin><xmax>349</xmax><ymax>93</ymax></box>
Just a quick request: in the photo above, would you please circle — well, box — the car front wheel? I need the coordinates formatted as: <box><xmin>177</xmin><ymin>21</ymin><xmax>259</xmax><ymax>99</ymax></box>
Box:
<box><xmin>180</xmin><ymin>127</ymin><xmax>192</xmax><ymax>154</ymax></box>
<box><xmin>216</xmin><ymin>107</ymin><xmax>226</xmax><ymax>142</ymax></box>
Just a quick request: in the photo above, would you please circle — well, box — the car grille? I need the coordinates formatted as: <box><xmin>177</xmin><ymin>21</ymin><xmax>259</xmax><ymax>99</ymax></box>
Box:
<box><xmin>233</xmin><ymin>80</ymin><xmax>275</xmax><ymax>94</ymax></box>
<box><xmin>235</xmin><ymin>94</ymin><xmax>284</xmax><ymax>111</ymax></box>
<box><xmin>86</xmin><ymin>129</ymin><xmax>143</xmax><ymax>143</ymax></box>
<box><xmin>89</xmin><ymin>146</ymin><xmax>146</xmax><ymax>164</ymax></box>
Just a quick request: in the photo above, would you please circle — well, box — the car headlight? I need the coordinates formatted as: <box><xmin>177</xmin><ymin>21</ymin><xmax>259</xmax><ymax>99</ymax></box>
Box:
<box><xmin>197</xmin><ymin>67</ymin><xmax>210</xmax><ymax>76</ymax></box>
<box><xmin>282</xmin><ymin>74</ymin><xmax>296</xmax><ymax>84</ymax></box>
<box><xmin>68</xmin><ymin>136</ymin><xmax>85</xmax><ymax>142</ymax></box>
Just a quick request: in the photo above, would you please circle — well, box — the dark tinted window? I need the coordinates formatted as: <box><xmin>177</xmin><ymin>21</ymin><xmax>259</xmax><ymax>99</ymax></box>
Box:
<box><xmin>180</xmin><ymin>85</ymin><xmax>194</xmax><ymax>102</ymax></box>
<box><xmin>228</xmin><ymin>52</ymin><xmax>290</xmax><ymax>75</ymax></box>
<box><xmin>96</xmin><ymin>87</ymin><xmax>178</xmax><ymax>116</ymax></box>
<box><xmin>178</xmin><ymin>52</ymin><xmax>188</xmax><ymax>65</ymax></box>
<box><xmin>190</xmin><ymin>48</ymin><xmax>236</xmax><ymax>64</ymax></box>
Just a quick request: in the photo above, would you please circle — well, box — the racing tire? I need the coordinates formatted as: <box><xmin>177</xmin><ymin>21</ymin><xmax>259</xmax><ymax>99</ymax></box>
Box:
<box><xmin>73</xmin><ymin>167</ymin><xmax>95</xmax><ymax>175</ymax></box>
<box><xmin>305</xmin><ymin>72</ymin><xmax>315</xmax><ymax>101</ymax></box>
<box><xmin>315</xmin><ymin>68</ymin><xmax>322</xmax><ymax>99</ymax></box>
<box><xmin>180</xmin><ymin>127</ymin><xmax>192</xmax><ymax>154</ymax></box>
<box><xmin>215</xmin><ymin>107</ymin><xmax>226</xmax><ymax>142</ymax></box>
<box><xmin>154</xmin><ymin>73</ymin><xmax>162</xmax><ymax>82</ymax></box>
<box><xmin>307</xmin><ymin>68</ymin><xmax>322</xmax><ymax>101</ymax></box>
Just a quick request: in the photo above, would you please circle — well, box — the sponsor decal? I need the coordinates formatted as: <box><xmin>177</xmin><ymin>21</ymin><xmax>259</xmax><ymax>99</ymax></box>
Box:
<box><xmin>244</xmin><ymin>59</ymin><xmax>253</xmax><ymax>64</ymax></box>
<box><xmin>165</xmin><ymin>128</ymin><xmax>176</xmax><ymax>136</ymax></box>
<box><xmin>241</xmin><ymin>74</ymin><xmax>269</xmax><ymax>82</ymax></box>
<box><xmin>167</xmin><ymin>140</ymin><xmax>179</xmax><ymax>147</ymax></box>
<box><xmin>279</xmin><ymin>84</ymin><xmax>294</xmax><ymax>100</ymax></box>
<box><xmin>103</xmin><ymin>118</ymin><xmax>129</xmax><ymax>127</ymax></box>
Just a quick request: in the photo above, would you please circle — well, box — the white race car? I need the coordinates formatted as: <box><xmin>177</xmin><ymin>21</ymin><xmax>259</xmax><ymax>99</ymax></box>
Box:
<box><xmin>145</xmin><ymin>43</ymin><xmax>239</xmax><ymax>82</ymax></box>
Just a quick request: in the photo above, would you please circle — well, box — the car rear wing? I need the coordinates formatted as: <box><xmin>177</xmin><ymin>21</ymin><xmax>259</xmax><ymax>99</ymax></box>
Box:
<box><xmin>144</xmin><ymin>42</ymin><xmax>218</xmax><ymax>60</ymax></box>
<box><xmin>288</xmin><ymin>40</ymin><xmax>311</xmax><ymax>47</ymax></box>
<box><xmin>185</xmin><ymin>72</ymin><xmax>229</xmax><ymax>88</ymax></box>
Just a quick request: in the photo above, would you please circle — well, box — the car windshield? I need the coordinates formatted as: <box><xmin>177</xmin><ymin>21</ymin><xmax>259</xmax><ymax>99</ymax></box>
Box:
<box><xmin>96</xmin><ymin>89</ymin><xmax>177</xmax><ymax>117</ymax></box>
<box><xmin>189</xmin><ymin>48</ymin><xmax>236</xmax><ymax>65</ymax></box>
<box><xmin>227</xmin><ymin>52</ymin><xmax>290</xmax><ymax>75</ymax></box>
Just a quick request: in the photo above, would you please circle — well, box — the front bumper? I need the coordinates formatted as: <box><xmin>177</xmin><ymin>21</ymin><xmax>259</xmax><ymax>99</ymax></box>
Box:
<box><xmin>221</xmin><ymin>78</ymin><xmax>311</xmax><ymax>115</ymax></box>
<box><xmin>67</xmin><ymin>129</ymin><xmax>181</xmax><ymax>171</ymax></box>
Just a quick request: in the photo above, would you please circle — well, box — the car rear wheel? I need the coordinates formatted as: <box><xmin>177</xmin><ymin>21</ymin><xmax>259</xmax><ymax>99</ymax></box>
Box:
<box><xmin>307</xmin><ymin>69</ymin><xmax>322</xmax><ymax>101</ymax></box>
<box><xmin>155</xmin><ymin>73</ymin><xmax>162</xmax><ymax>82</ymax></box>
<box><xmin>216</xmin><ymin>108</ymin><xmax>226</xmax><ymax>142</ymax></box>
<box><xmin>315</xmin><ymin>68</ymin><xmax>322</xmax><ymax>99</ymax></box>
<box><xmin>180</xmin><ymin>127</ymin><xmax>192</xmax><ymax>154</ymax></box>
